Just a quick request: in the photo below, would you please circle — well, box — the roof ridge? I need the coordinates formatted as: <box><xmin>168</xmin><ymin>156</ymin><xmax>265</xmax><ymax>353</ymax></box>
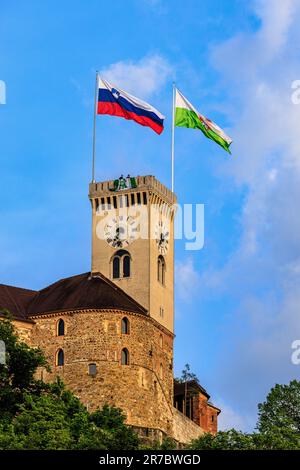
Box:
<box><xmin>0</xmin><ymin>283</ymin><xmax>37</xmax><ymax>294</ymax></box>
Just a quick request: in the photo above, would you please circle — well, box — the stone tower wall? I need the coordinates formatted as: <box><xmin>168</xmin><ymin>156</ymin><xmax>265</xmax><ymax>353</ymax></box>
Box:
<box><xmin>29</xmin><ymin>309</ymin><xmax>174</xmax><ymax>436</ymax></box>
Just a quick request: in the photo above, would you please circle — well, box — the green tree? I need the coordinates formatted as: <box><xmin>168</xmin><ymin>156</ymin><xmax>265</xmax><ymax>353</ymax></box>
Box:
<box><xmin>0</xmin><ymin>312</ymin><xmax>48</xmax><ymax>421</ymax></box>
<box><xmin>176</xmin><ymin>363</ymin><xmax>199</xmax><ymax>416</ymax></box>
<box><xmin>256</xmin><ymin>380</ymin><xmax>300</xmax><ymax>448</ymax></box>
<box><xmin>189</xmin><ymin>430</ymin><xmax>255</xmax><ymax>450</ymax></box>
<box><xmin>89</xmin><ymin>404</ymin><xmax>140</xmax><ymax>450</ymax></box>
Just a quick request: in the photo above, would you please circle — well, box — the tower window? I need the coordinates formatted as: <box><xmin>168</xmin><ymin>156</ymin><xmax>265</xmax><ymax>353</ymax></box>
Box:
<box><xmin>56</xmin><ymin>349</ymin><xmax>64</xmax><ymax>366</ymax></box>
<box><xmin>112</xmin><ymin>250</ymin><xmax>131</xmax><ymax>279</ymax></box>
<box><xmin>57</xmin><ymin>319</ymin><xmax>65</xmax><ymax>336</ymax></box>
<box><xmin>160</xmin><ymin>363</ymin><xmax>163</xmax><ymax>379</ymax></box>
<box><xmin>157</xmin><ymin>255</ymin><xmax>166</xmax><ymax>285</ymax></box>
<box><xmin>121</xmin><ymin>317</ymin><xmax>130</xmax><ymax>334</ymax></box>
<box><xmin>113</xmin><ymin>256</ymin><xmax>120</xmax><ymax>279</ymax></box>
<box><xmin>121</xmin><ymin>348</ymin><xmax>129</xmax><ymax>365</ymax></box>
<box><xmin>123</xmin><ymin>255</ymin><xmax>130</xmax><ymax>277</ymax></box>
<box><xmin>88</xmin><ymin>363</ymin><xmax>97</xmax><ymax>376</ymax></box>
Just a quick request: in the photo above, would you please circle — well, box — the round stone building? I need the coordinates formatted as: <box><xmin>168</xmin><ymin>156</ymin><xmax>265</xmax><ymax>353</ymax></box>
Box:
<box><xmin>29</xmin><ymin>271</ymin><xmax>174</xmax><ymax>438</ymax></box>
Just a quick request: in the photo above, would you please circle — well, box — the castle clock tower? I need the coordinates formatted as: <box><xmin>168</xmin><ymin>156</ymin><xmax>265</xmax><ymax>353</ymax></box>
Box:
<box><xmin>89</xmin><ymin>175</ymin><xmax>177</xmax><ymax>333</ymax></box>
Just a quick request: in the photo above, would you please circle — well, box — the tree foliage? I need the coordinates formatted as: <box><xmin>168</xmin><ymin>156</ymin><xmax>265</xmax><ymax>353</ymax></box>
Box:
<box><xmin>189</xmin><ymin>380</ymin><xmax>300</xmax><ymax>450</ymax></box>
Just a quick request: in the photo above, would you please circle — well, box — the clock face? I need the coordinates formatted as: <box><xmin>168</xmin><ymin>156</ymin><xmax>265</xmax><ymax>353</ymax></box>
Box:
<box><xmin>104</xmin><ymin>215</ymin><xmax>139</xmax><ymax>248</ymax></box>
<box><xmin>155</xmin><ymin>220</ymin><xmax>170</xmax><ymax>255</ymax></box>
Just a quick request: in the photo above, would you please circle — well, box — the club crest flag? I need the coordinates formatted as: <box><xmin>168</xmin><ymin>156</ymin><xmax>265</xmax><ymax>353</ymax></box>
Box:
<box><xmin>175</xmin><ymin>88</ymin><xmax>232</xmax><ymax>153</ymax></box>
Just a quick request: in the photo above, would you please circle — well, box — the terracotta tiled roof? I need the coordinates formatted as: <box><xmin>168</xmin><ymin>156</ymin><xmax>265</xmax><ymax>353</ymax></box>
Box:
<box><xmin>0</xmin><ymin>272</ymin><xmax>147</xmax><ymax>320</ymax></box>
<box><xmin>0</xmin><ymin>284</ymin><xmax>37</xmax><ymax>321</ymax></box>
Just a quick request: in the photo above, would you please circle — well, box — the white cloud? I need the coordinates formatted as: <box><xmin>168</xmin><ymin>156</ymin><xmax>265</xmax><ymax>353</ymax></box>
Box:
<box><xmin>99</xmin><ymin>55</ymin><xmax>173</xmax><ymax>99</ymax></box>
<box><xmin>217</xmin><ymin>399</ymin><xmax>255</xmax><ymax>432</ymax></box>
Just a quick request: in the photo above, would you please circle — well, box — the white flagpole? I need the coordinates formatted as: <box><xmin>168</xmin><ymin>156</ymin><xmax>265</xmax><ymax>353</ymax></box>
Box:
<box><xmin>171</xmin><ymin>82</ymin><xmax>176</xmax><ymax>193</ymax></box>
<box><xmin>92</xmin><ymin>71</ymin><xmax>99</xmax><ymax>183</ymax></box>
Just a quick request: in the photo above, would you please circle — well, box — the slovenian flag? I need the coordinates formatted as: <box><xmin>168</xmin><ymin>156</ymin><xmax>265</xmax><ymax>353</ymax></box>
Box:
<box><xmin>97</xmin><ymin>76</ymin><xmax>165</xmax><ymax>135</ymax></box>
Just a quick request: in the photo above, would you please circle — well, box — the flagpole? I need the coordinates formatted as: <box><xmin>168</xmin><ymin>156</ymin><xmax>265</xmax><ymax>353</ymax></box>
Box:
<box><xmin>171</xmin><ymin>82</ymin><xmax>176</xmax><ymax>193</ymax></box>
<box><xmin>92</xmin><ymin>71</ymin><xmax>98</xmax><ymax>183</ymax></box>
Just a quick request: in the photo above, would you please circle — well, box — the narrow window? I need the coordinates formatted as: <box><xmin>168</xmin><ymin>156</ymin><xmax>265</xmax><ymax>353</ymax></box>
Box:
<box><xmin>143</xmin><ymin>192</ymin><xmax>147</xmax><ymax>205</ymax></box>
<box><xmin>121</xmin><ymin>348</ymin><xmax>129</xmax><ymax>365</ymax></box>
<box><xmin>56</xmin><ymin>349</ymin><xmax>64</xmax><ymax>366</ymax></box>
<box><xmin>157</xmin><ymin>257</ymin><xmax>161</xmax><ymax>282</ymax></box>
<box><xmin>57</xmin><ymin>319</ymin><xmax>65</xmax><ymax>336</ymax></box>
<box><xmin>88</xmin><ymin>363</ymin><xmax>97</xmax><ymax>376</ymax></box>
<box><xmin>123</xmin><ymin>255</ymin><xmax>130</xmax><ymax>277</ymax></box>
<box><xmin>160</xmin><ymin>334</ymin><xmax>163</xmax><ymax>348</ymax></box>
<box><xmin>137</xmin><ymin>192</ymin><xmax>141</xmax><ymax>205</ymax></box>
<box><xmin>131</xmin><ymin>193</ymin><xmax>135</xmax><ymax>205</ymax></box>
<box><xmin>121</xmin><ymin>317</ymin><xmax>130</xmax><ymax>334</ymax></box>
<box><xmin>160</xmin><ymin>363</ymin><xmax>163</xmax><ymax>379</ymax></box>
<box><xmin>157</xmin><ymin>256</ymin><xmax>165</xmax><ymax>285</ymax></box>
<box><xmin>113</xmin><ymin>256</ymin><xmax>120</xmax><ymax>278</ymax></box>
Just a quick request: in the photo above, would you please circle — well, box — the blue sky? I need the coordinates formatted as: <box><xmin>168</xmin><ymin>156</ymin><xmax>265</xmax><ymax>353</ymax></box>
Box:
<box><xmin>1</xmin><ymin>0</ymin><xmax>300</xmax><ymax>431</ymax></box>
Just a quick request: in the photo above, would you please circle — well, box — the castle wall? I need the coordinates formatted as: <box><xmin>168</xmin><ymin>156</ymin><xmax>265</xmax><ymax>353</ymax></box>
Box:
<box><xmin>172</xmin><ymin>408</ymin><xmax>204</xmax><ymax>444</ymax></box>
<box><xmin>12</xmin><ymin>319</ymin><xmax>33</xmax><ymax>344</ymax></box>
<box><xmin>29</xmin><ymin>309</ymin><xmax>174</xmax><ymax>436</ymax></box>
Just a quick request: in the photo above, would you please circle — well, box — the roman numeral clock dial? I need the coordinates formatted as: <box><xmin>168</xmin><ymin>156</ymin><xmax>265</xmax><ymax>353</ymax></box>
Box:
<box><xmin>104</xmin><ymin>215</ymin><xmax>138</xmax><ymax>248</ymax></box>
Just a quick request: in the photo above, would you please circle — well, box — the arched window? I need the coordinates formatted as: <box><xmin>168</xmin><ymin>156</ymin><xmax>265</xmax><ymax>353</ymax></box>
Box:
<box><xmin>56</xmin><ymin>349</ymin><xmax>64</xmax><ymax>366</ymax></box>
<box><xmin>123</xmin><ymin>255</ymin><xmax>130</xmax><ymax>278</ymax></box>
<box><xmin>160</xmin><ymin>363</ymin><xmax>163</xmax><ymax>379</ymax></box>
<box><xmin>121</xmin><ymin>348</ymin><xmax>129</xmax><ymax>365</ymax></box>
<box><xmin>160</xmin><ymin>334</ymin><xmax>163</xmax><ymax>348</ymax></box>
<box><xmin>157</xmin><ymin>255</ymin><xmax>165</xmax><ymax>285</ymax></box>
<box><xmin>112</xmin><ymin>250</ymin><xmax>131</xmax><ymax>279</ymax></box>
<box><xmin>121</xmin><ymin>317</ymin><xmax>130</xmax><ymax>334</ymax></box>
<box><xmin>57</xmin><ymin>319</ymin><xmax>65</xmax><ymax>336</ymax></box>
<box><xmin>113</xmin><ymin>256</ymin><xmax>120</xmax><ymax>279</ymax></box>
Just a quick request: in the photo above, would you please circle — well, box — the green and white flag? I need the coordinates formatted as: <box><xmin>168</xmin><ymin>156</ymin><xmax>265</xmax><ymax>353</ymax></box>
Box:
<box><xmin>174</xmin><ymin>88</ymin><xmax>232</xmax><ymax>153</ymax></box>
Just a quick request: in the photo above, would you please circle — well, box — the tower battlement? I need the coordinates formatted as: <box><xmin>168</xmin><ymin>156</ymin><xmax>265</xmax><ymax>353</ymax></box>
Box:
<box><xmin>89</xmin><ymin>175</ymin><xmax>177</xmax><ymax>207</ymax></box>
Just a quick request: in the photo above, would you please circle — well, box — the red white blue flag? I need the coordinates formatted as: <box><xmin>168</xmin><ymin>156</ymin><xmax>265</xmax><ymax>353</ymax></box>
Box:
<box><xmin>97</xmin><ymin>76</ymin><xmax>165</xmax><ymax>135</ymax></box>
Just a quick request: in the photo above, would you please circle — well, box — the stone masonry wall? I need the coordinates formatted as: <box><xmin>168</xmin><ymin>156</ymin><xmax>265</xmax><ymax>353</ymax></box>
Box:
<box><xmin>172</xmin><ymin>408</ymin><xmax>203</xmax><ymax>444</ymax></box>
<box><xmin>29</xmin><ymin>309</ymin><xmax>174</xmax><ymax>436</ymax></box>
